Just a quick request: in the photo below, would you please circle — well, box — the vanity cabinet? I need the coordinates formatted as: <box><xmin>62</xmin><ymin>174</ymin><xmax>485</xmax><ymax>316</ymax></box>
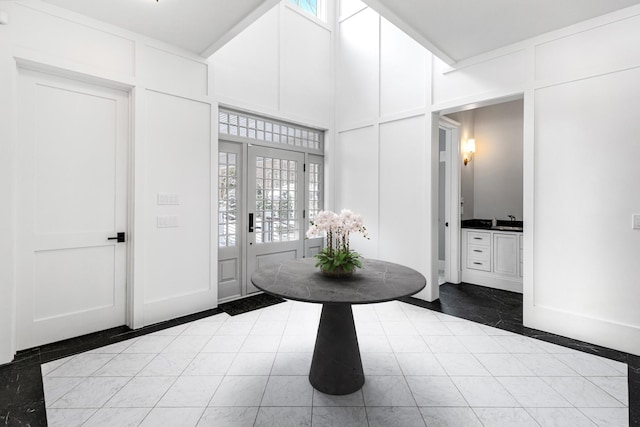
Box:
<box><xmin>462</xmin><ymin>229</ymin><xmax>523</xmax><ymax>293</ymax></box>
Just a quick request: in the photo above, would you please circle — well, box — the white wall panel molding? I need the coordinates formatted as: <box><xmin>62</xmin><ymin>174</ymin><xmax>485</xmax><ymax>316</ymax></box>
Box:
<box><xmin>378</xmin><ymin>108</ymin><xmax>428</xmax><ymax>127</ymax></box>
<box><xmin>142</xmin><ymin>45</ymin><xmax>209</xmax><ymax>98</ymax></box>
<box><xmin>534</xmin><ymin>13</ymin><xmax>640</xmax><ymax>87</ymax></box>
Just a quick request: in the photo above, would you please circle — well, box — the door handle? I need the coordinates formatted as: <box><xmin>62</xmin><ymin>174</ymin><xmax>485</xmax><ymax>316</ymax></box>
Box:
<box><xmin>248</xmin><ymin>213</ymin><xmax>254</xmax><ymax>233</ymax></box>
<box><xmin>107</xmin><ymin>232</ymin><xmax>125</xmax><ymax>243</ymax></box>
<box><xmin>445</xmin><ymin>222</ymin><xmax>449</xmax><ymax>227</ymax></box>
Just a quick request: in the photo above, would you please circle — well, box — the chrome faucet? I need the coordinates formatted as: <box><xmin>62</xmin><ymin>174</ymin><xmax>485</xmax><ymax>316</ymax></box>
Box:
<box><xmin>508</xmin><ymin>215</ymin><xmax>516</xmax><ymax>222</ymax></box>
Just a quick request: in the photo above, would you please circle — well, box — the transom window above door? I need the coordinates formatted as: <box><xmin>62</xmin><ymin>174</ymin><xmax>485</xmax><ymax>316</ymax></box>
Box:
<box><xmin>219</xmin><ymin>108</ymin><xmax>323</xmax><ymax>153</ymax></box>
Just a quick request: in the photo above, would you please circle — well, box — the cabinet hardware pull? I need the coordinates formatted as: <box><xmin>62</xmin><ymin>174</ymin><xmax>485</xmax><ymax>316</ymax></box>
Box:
<box><xmin>473</xmin><ymin>262</ymin><xmax>482</xmax><ymax>265</ymax></box>
<box><xmin>473</xmin><ymin>249</ymin><xmax>482</xmax><ymax>252</ymax></box>
<box><xmin>473</xmin><ymin>237</ymin><xmax>482</xmax><ymax>240</ymax></box>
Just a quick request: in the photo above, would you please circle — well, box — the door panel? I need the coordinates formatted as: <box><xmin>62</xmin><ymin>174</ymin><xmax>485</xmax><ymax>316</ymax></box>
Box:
<box><xmin>247</xmin><ymin>146</ymin><xmax>305</xmax><ymax>294</ymax></box>
<box><xmin>16</xmin><ymin>69</ymin><xmax>128</xmax><ymax>349</ymax></box>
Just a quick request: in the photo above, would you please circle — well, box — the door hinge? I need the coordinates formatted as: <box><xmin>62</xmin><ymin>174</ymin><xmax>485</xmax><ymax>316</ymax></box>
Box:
<box><xmin>303</xmin><ymin>163</ymin><xmax>306</xmax><ymax>172</ymax></box>
<box><xmin>303</xmin><ymin>209</ymin><xmax>306</xmax><ymax>219</ymax></box>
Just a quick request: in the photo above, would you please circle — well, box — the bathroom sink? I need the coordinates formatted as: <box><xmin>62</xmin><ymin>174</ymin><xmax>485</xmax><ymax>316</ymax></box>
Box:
<box><xmin>492</xmin><ymin>226</ymin><xmax>523</xmax><ymax>232</ymax></box>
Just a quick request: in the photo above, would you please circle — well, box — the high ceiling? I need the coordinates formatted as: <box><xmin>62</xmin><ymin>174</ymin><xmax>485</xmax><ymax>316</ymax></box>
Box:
<box><xmin>40</xmin><ymin>0</ymin><xmax>640</xmax><ymax>64</ymax></box>
<box><xmin>363</xmin><ymin>0</ymin><xmax>640</xmax><ymax>63</ymax></box>
<box><xmin>40</xmin><ymin>0</ymin><xmax>280</xmax><ymax>58</ymax></box>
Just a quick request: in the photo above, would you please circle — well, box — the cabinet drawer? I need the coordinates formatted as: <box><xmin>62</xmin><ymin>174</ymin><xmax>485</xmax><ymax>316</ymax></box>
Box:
<box><xmin>467</xmin><ymin>259</ymin><xmax>491</xmax><ymax>272</ymax></box>
<box><xmin>467</xmin><ymin>231</ymin><xmax>491</xmax><ymax>246</ymax></box>
<box><xmin>468</xmin><ymin>245</ymin><xmax>490</xmax><ymax>261</ymax></box>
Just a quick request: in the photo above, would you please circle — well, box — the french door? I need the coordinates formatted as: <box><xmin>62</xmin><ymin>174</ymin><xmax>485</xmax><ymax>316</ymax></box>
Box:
<box><xmin>218</xmin><ymin>142</ymin><xmax>320</xmax><ymax>301</ymax></box>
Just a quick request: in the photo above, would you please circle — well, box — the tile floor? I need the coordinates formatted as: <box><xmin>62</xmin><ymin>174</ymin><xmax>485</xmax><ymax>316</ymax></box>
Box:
<box><xmin>42</xmin><ymin>300</ymin><xmax>629</xmax><ymax>426</ymax></box>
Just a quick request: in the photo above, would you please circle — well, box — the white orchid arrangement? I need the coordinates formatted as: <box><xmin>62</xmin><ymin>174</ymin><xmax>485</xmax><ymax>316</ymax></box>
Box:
<box><xmin>306</xmin><ymin>209</ymin><xmax>369</xmax><ymax>274</ymax></box>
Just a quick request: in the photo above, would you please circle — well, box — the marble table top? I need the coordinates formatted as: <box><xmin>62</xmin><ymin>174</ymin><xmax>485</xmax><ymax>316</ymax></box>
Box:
<box><xmin>251</xmin><ymin>258</ymin><xmax>426</xmax><ymax>304</ymax></box>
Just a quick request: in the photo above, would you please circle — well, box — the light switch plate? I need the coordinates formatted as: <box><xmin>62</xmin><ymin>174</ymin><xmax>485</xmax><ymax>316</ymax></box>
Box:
<box><xmin>157</xmin><ymin>215</ymin><xmax>179</xmax><ymax>228</ymax></box>
<box><xmin>633</xmin><ymin>214</ymin><xmax>640</xmax><ymax>230</ymax></box>
<box><xmin>158</xmin><ymin>193</ymin><xmax>180</xmax><ymax>205</ymax></box>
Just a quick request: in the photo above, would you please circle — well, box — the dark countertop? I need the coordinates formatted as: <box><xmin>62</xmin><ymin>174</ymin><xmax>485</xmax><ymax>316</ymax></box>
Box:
<box><xmin>462</xmin><ymin>219</ymin><xmax>523</xmax><ymax>232</ymax></box>
<box><xmin>251</xmin><ymin>258</ymin><xmax>426</xmax><ymax>305</ymax></box>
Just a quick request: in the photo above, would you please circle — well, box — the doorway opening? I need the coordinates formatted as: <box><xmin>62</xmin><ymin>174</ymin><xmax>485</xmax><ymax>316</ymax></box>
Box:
<box><xmin>217</xmin><ymin>109</ymin><xmax>324</xmax><ymax>303</ymax></box>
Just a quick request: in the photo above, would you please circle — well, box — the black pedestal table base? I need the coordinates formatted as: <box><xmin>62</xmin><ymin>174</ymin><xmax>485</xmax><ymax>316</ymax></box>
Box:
<box><xmin>309</xmin><ymin>304</ymin><xmax>364</xmax><ymax>395</ymax></box>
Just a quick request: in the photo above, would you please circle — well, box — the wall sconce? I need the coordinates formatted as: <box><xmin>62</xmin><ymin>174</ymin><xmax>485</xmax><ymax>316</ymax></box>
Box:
<box><xmin>463</xmin><ymin>138</ymin><xmax>475</xmax><ymax>166</ymax></box>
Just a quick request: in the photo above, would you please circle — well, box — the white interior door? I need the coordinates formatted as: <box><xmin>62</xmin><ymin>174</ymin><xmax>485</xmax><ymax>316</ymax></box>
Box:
<box><xmin>246</xmin><ymin>146</ymin><xmax>305</xmax><ymax>293</ymax></box>
<box><xmin>16</xmin><ymin>69</ymin><xmax>129</xmax><ymax>350</ymax></box>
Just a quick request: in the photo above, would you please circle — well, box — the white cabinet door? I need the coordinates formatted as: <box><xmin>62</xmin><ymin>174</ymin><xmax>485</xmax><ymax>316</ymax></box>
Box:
<box><xmin>16</xmin><ymin>70</ymin><xmax>129</xmax><ymax>349</ymax></box>
<box><xmin>493</xmin><ymin>233</ymin><xmax>518</xmax><ymax>277</ymax></box>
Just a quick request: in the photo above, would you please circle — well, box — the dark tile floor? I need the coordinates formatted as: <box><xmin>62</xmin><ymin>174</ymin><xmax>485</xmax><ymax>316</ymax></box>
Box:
<box><xmin>1</xmin><ymin>284</ymin><xmax>637</xmax><ymax>426</ymax></box>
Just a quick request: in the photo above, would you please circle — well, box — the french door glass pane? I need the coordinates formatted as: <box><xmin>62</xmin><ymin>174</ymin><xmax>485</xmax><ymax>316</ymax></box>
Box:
<box><xmin>218</xmin><ymin>151</ymin><xmax>238</xmax><ymax>247</ymax></box>
<box><xmin>255</xmin><ymin>155</ymin><xmax>299</xmax><ymax>244</ymax></box>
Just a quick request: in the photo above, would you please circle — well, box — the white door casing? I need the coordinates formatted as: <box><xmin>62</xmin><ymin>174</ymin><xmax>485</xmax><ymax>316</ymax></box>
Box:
<box><xmin>16</xmin><ymin>69</ymin><xmax>129</xmax><ymax>350</ymax></box>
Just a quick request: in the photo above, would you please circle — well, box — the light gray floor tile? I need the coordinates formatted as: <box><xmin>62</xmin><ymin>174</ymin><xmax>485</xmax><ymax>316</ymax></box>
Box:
<box><xmin>313</xmin><ymin>389</ymin><xmax>365</xmax><ymax>407</ymax></box>
<box><xmin>138</xmin><ymin>407</ymin><xmax>204</xmax><ymax>427</ymax></box>
<box><xmin>254</xmin><ymin>406</ymin><xmax>311</xmax><ymax>427</ymax></box>
<box><xmin>362</xmin><ymin>376</ymin><xmax>416</xmax><ymax>406</ymax></box>
<box><xmin>47</xmin><ymin>354</ymin><xmax>114</xmax><ymax>377</ymax></box>
<box><xmin>492</xmin><ymin>335</ymin><xmax>547</xmax><ymax>353</ymax></box>
<box><xmin>541</xmin><ymin>377</ymin><xmax>625</xmax><ymax>407</ymax></box>
<box><xmin>182</xmin><ymin>352</ymin><xmax>235</xmax><ymax>376</ymax></box>
<box><xmin>406</xmin><ymin>376</ymin><xmax>467</xmax><ymax>407</ymax></box>
<box><xmin>473</xmin><ymin>407</ymin><xmax>538</xmax><ymax>426</ymax></box>
<box><xmin>587</xmin><ymin>376</ymin><xmax>628</xmax><ymax>405</ymax></box>
<box><xmin>443</xmin><ymin>322</ymin><xmax>487</xmax><ymax>336</ymax></box>
<box><xmin>475</xmin><ymin>353</ymin><xmax>535</xmax><ymax>376</ymax></box>
<box><xmin>92</xmin><ymin>353</ymin><xmax>156</xmax><ymax>377</ymax></box>
<box><xmin>283</xmin><ymin>321</ymin><xmax>319</xmax><ymax>336</ymax></box>
<box><xmin>227</xmin><ymin>352</ymin><xmax>275</xmax><ymax>375</ymax></box>
<box><xmin>216</xmin><ymin>322</ymin><xmax>256</xmax><ymax>336</ymax></box>
<box><xmin>209</xmin><ymin>376</ymin><xmax>268</xmax><ymax>407</ymax></box>
<box><xmin>43</xmin><ymin>377</ymin><xmax>84</xmax><ymax>407</ymax></box>
<box><xmin>312</xmin><ymin>406</ymin><xmax>367</xmax><ymax>427</ymax></box>
<box><xmin>396</xmin><ymin>353</ymin><xmax>447</xmax><ymax>376</ymax></box>
<box><xmin>104</xmin><ymin>376</ymin><xmax>175</xmax><ymax>408</ymax></box>
<box><xmin>240</xmin><ymin>334</ymin><xmax>282</xmax><ymax>353</ymax></box>
<box><xmin>249</xmin><ymin>320</ymin><xmax>287</xmax><ymax>336</ymax></box>
<box><xmin>358</xmin><ymin>334</ymin><xmax>393</xmax><ymax>353</ymax></box>
<box><xmin>46</xmin><ymin>408</ymin><xmax>97</xmax><ymax>427</ymax></box>
<box><xmin>278</xmin><ymin>335</ymin><xmax>316</xmax><ymax>352</ymax></box>
<box><xmin>435</xmin><ymin>353</ymin><xmax>491</xmax><ymax>376</ymax></box>
<box><xmin>41</xmin><ymin>356</ymin><xmax>73</xmax><ymax>376</ymax></box>
<box><xmin>50</xmin><ymin>377</ymin><xmax>130</xmax><ymax>408</ymax></box>
<box><xmin>497</xmin><ymin>377</ymin><xmax>571</xmax><ymax>407</ymax></box>
<box><xmin>387</xmin><ymin>335</ymin><xmax>430</xmax><ymax>353</ymax></box>
<box><xmin>181</xmin><ymin>322</ymin><xmax>223</xmax><ymax>336</ymax></box>
<box><xmin>137</xmin><ymin>353</ymin><xmax>196</xmax><ymax>377</ymax></box>
<box><xmin>260</xmin><ymin>375</ymin><xmax>313</xmax><ymax>406</ymax></box>
<box><xmin>382</xmin><ymin>321</ymin><xmax>418</xmax><ymax>336</ymax></box>
<box><xmin>514</xmin><ymin>353</ymin><xmax>579</xmax><ymax>376</ymax></box>
<box><xmin>122</xmin><ymin>336</ymin><xmax>175</xmax><ymax>353</ymax></box>
<box><xmin>525</xmin><ymin>407</ymin><xmax>597</xmax><ymax>427</ymax></box>
<box><xmin>419</xmin><ymin>407</ymin><xmax>483</xmax><ymax>427</ymax></box>
<box><xmin>271</xmin><ymin>352</ymin><xmax>312</xmax><ymax>375</ymax></box>
<box><xmin>451</xmin><ymin>377</ymin><xmax>519</xmax><ymax>407</ymax></box>
<box><xmin>366</xmin><ymin>406</ymin><xmax>426</xmax><ymax>427</ymax></box>
<box><xmin>416</xmin><ymin>322</ymin><xmax>454</xmax><ymax>336</ymax></box>
<box><xmin>201</xmin><ymin>335</ymin><xmax>246</xmax><ymax>353</ymax></box>
<box><xmin>83</xmin><ymin>407</ymin><xmax>151</xmax><ymax>427</ymax></box>
<box><xmin>554</xmin><ymin>352</ymin><xmax>626</xmax><ymax>377</ymax></box>
<box><xmin>355</xmin><ymin>321</ymin><xmax>385</xmax><ymax>335</ymax></box>
<box><xmin>161</xmin><ymin>335</ymin><xmax>211</xmax><ymax>354</ymax></box>
<box><xmin>197</xmin><ymin>407</ymin><xmax>259</xmax><ymax>427</ymax></box>
<box><xmin>157</xmin><ymin>376</ymin><xmax>223</xmax><ymax>407</ymax></box>
<box><xmin>362</xmin><ymin>352</ymin><xmax>402</xmax><ymax>375</ymax></box>
<box><xmin>457</xmin><ymin>335</ymin><xmax>509</xmax><ymax>353</ymax></box>
<box><xmin>422</xmin><ymin>336</ymin><xmax>468</xmax><ymax>353</ymax></box>
<box><xmin>579</xmin><ymin>407</ymin><xmax>629</xmax><ymax>427</ymax></box>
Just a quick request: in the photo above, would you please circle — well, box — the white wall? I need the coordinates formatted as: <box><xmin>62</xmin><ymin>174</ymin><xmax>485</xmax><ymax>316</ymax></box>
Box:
<box><xmin>432</xmin><ymin>5</ymin><xmax>640</xmax><ymax>355</ymax></box>
<box><xmin>0</xmin><ymin>0</ymin><xmax>216</xmax><ymax>363</ymax></box>
<box><xmin>447</xmin><ymin>110</ymin><xmax>475</xmax><ymax>220</ymax></box>
<box><xmin>211</xmin><ymin>2</ymin><xmax>333</xmax><ymax>130</ymax></box>
<box><xmin>335</xmin><ymin>0</ymin><xmax>435</xmax><ymax>300</ymax></box>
